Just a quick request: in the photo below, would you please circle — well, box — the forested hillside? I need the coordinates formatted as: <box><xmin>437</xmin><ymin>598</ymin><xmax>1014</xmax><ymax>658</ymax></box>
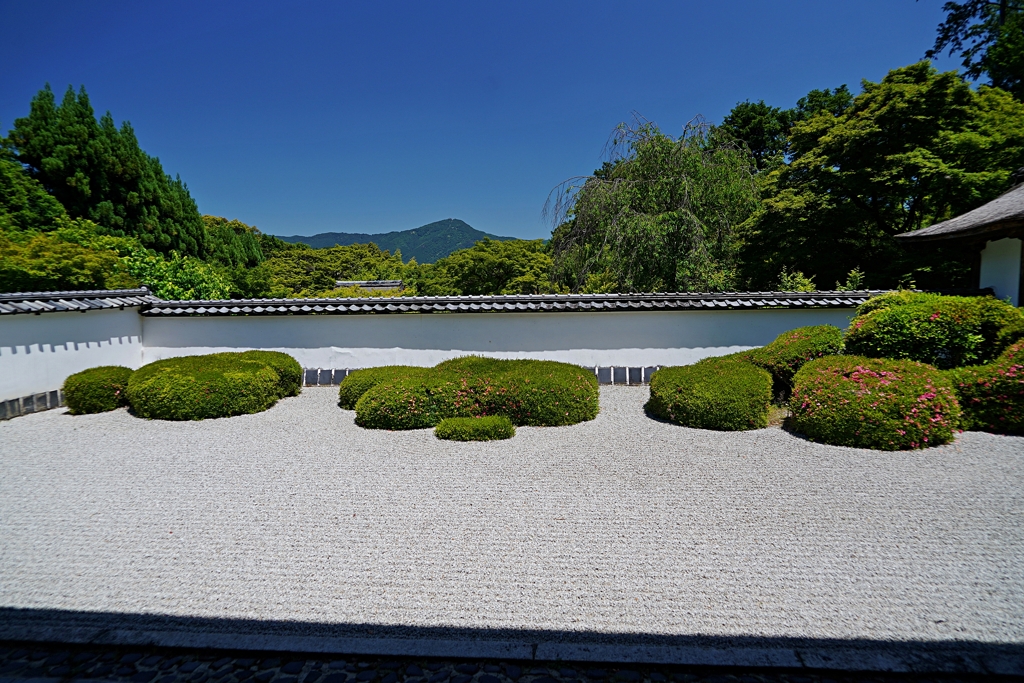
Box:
<box><xmin>275</xmin><ymin>219</ymin><xmax>516</xmax><ymax>263</ymax></box>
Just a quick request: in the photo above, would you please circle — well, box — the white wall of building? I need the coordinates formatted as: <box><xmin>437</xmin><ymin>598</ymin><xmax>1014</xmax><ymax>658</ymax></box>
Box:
<box><xmin>0</xmin><ymin>308</ymin><xmax>143</xmax><ymax>401</ymax></box>
<box><xmin>979</xmin><ymin>237</ymin><xmax>1022</xmax><ymax>306</ymax></box>
<box><xmin>141</xmin><ymin>307</ymin><xmax>857</xmax><ymax>369</ymax></box>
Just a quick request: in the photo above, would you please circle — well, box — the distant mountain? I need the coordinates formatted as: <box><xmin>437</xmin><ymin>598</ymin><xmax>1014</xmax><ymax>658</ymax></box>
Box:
<box><xmin>273</xmin><ymin>218</ymin><xmax>518</xmax><ymax>263</ymax></box>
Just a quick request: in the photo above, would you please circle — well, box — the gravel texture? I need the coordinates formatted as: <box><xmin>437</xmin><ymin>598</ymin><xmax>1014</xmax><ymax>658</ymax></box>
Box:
<box><xmin>1</xmin><ymin>387</ymin><xmax>1022</xmax><ymax>645</ymax></box>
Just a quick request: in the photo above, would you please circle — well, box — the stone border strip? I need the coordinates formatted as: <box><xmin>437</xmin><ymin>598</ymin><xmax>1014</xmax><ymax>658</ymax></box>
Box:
<box><xmin>1</xmin><ymin>619</ymin><xmax>1019</xmax><ymax>675</ymax></box>
<box><xmin>302</xmin><ymin>368</ymin><xmax>662</xmax><ymax>388</ymax></box>
<box><xmin>0</xmin><ymin>390</ymin><xmax>64</xmax><ymax>421</ymax></box>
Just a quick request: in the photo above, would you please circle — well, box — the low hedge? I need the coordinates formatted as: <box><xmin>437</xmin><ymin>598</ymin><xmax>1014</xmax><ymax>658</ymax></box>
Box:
<box><xmin>645</xmin><ymin>358</ymin><xmax>772</xmax><ymax>431</ymax></box>
<box><xmin>353</xmin><ymin>357</ymin><xmax>599</xmax><ymax>430</ymax></box>
<box><xmin>844</xmin><ymin>292</ymin><xmax>1021</xmax><ymax>369</ymax></box>
<box><xmin>338</xmin><ymin>366</ymin><xmax>430</xmax><ymax>409</ymax></box>
<box><xmin>63</xmin><ymin>365</ymin><xmax>133</xmax><ymax>414</ymax></box>
<box><xmin>996</xmin><ymin>318</ymin><xmax>1024</xmax><ymax>355</ymax></box>
<box><xmin>127</xmin><ymin>352</ymin><xmax>299</xmax><ymax>420</ymax></box>
<box><xmin>746</xmin><ymin>325</ymin><xmax>844</xmax><ymax>398</ymax></box>
<box><xmin>948</xmin><ymin>340</ymin><xmax>1024</xmax><ymax>435</ymax></box>
<box><xmin>435</xmin><ymin>415</ymin><xmax>515</xmax><ymax>441</ymax></box>
<box><xmin>788</xmin><ymin>356</ymin><xmax>961</xmax><ymax>450</ymax></box>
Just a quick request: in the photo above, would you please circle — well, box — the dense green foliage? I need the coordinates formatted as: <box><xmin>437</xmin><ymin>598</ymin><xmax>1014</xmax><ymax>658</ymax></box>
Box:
<box><xmin>645</xmin><ymin>358</ymin><xmax>773</xmax><ymax>431</ymax></box>
<box><xmin>234</xmin><ymin>350</ymin><xmax>302</xmax><ymax>397</ymax></box>
<box><xmin>927</xmin><ymin>1</ymin><xmax>1024</xmax><ymax>100</ymax></box>
<box><xmin>844</xmin><ymin>292</ymin><xmax>1022</xmax><ymax>369</ymax></box>
<box><xmin>127</xmin><ymin>352</ymin><xmax>299</xmax><ymax>420</ymax></box>
<box><xmin>746</xmin><ymin>325</ymin><xmax>845</xmax><ymax>397</ymax></box>
<box><xmin>948</xmin><ymin>340</ymin><xmax>1024</xmax><ymax>434</ymax></box>
<box><xmin>720</xmin><ymin>86</ymin><xmax>853</xmax><ymax>171</ymax></box>
<box><xmin>414</xmin><ymin>239</ymin><xmax>560</xmax><ymax>295</ymax></box>
<box><xmin>275</xmin><ymin>219</ymin><xmax>516</xmax><ymax>263</ymax></box>
<box><xmin>434</xmin><ymin>415</ymin><xmax>516</xmax><ymax>441</ymax></box>
<box><xmin>338</xmin><ymin>366</ymin><xmax>430</xmax><ymax>409</ymax></box>
<box><xmin>738</xmin><ymin>63</ymin><xmax>1024</xmax><ymax>290</ymax></box>
<box><xmin>0</xmin><ymin>154</ymin><xmax>65</xmax><ymax>232</ymax></box>
<box><xmin>789</xmin><ymin>356</ymin><xmax>961</xmax><ymax>450</ymax></box>
<box><xmin>6</xmin><ymin>85</ymin><xmax>208</xmax><ymax>257</ymax></box>
<box><xmin>548</xmin><ymin>120</ymin><xmax>759</xmax><ymax>293</ymax></box>
<box><xmin>353</xmin><ymin>357</ymin><xmax>599</xmax><ymax>430</ymax></box>
<box><xmin>62</xmin><ymin>365</ymin><xmax>133</xmax><ymax>414</ymax></box>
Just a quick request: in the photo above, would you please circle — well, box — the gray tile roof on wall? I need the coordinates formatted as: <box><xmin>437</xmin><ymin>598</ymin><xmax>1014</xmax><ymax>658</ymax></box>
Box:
<box><xmin>0</xmin><ymin>288</ymin><xmax>160</xmax><ymax>315</ymax></box>
<box><xmin>140</xmin><ymin>290</ymin><xmax>889</xmax><ymax>316</ymax></box>
<box><xmin>897</xmin><ymin>183</ymin><xmax>1024</xmax><ymax>242</ymax></box>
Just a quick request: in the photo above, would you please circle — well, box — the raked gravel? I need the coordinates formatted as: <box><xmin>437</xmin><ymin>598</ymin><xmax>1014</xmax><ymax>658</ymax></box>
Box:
<box><xmin>1</xmin><ymin>387</ymin><xmax>1022</xmax><ymax>643</ymax></box>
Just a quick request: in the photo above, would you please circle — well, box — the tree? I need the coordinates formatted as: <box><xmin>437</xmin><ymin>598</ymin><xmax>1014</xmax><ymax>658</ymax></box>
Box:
<box><xmin>547</xmin><ymin>117</ymin><xmax>759</xmax><ymax>293</ymax></box>
<box><xmin>720</xmin><ymin>87</ymin><xmax>853</xmax><ymax>171</ymax></box>
<box><xmin>0</xmin><ymin>153</ymin><xmax>66</xmax><ymax>232</ymax></box>
<box><xmin>4</xmin><ymin>85</ymin><xmax>207</xmax><ymax>256</ymax></box>
<box><xmin>261</xmin><ymin>242</ymin><xmax>410</xmax><ymax>297</ymax></box>
<box><xmin>738</xmin><ymin>62</ymin><xmax>1024</xmax><ymax>290</ymax></box>
<box><xmin>926</xmin><ymin>0</ymin><xmax>1024</xmax><ymax>99</ymax></box>
<box><xmin>413</xmin><ymin>238</ymin><xmax>559</xmax><ymax>296</ymax></box>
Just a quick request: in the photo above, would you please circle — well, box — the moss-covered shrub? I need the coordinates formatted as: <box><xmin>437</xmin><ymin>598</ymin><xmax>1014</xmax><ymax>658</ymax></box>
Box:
<box><xmin>237</xmin><ymin>350</ymin><xmax>302</xmax><ymax>397</ymax></box>
<box><xmin>127</xmin><ymin>352</ymin><xmax>298</xmax><ymax>420</ymax></box>
<box><xmin>352</xmin><ymin>357</ymin><xmax>599</xmax><ymax>430</ymax></box>
<box><xmin>63</xmin><ymin>366</ymin><xmax>133</xmax><ymax>414</ymax></box>
<box><xmin>947</xmin><ymin>340</ymin><xmax>1024</xmax><ymax>435</ymax></box>
<box><xmin>645</xmin><ymin>358</ymin><xmax>773</xmax><ymax>431</ymax></box>
<box><xmin>746</xmin><ymin>325</ymin><xmax>844</xmax><ymax>398</ymax></box>
<box><xmin>996</xmin><ymin>317</ymin><xmax>1024</xmax><ymax>355</ymax></box>
<box><xmin>338</xmin><ymin>366</ymin><xmax>429</xmax><ymax>409</ymax></box>
<box><xmin>788</xmin><ymin>356</ymin><xmax>961</xmax><ymax>450</ymax></box>
<box><xmin>435</xmin><ymin>415</ymin><xmax>515</xmax><ymax>441</ymax></box>
<box><xmin>844</xmin><ymin>292</ymin><xmax>1021</xmax><ymax>369</ymax></box>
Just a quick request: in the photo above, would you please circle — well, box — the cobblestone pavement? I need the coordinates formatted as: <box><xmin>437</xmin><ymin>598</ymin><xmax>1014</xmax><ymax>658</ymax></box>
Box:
<box><xmin>0</xmin><ymin>642</ymin><xmax>989</xmax><ymax>683</ymax></box>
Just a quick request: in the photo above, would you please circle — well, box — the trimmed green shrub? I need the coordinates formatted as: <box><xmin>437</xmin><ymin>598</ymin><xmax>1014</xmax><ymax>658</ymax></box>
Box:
<box><xmin>237</xmin><ymin>350</ymin><xmax>302</xmax><ymax>397</ymax></box>
<box><xmin>996</xmin><ymin>317</ymin><xmax>1024</xmax><ymax>355</ymax></box>
<box><xmin>127</xmin><ymin>352</ymin><xmax>298</xmax><ymax>420</ymax></box>
<box><xmin>788</xmin><ymin>356</ymin><xmax>961</xmax><ymax>450</ymax></box>
<box><xmin>337</xmin><ymin>366</ymin><xmax>430</xmax><ymax>409</ymax></box>
<box><xmin>435</xmin><ymin>415</ymin><xmax>515</xmax><ymax>441</ymax></box>
<box><xmin>948</xmin><ymin>340</ymin><xmax>1024</xmax><ymax>435</ymax></box>
<box><xmin>844</xmin><ymin>292</ymin><xmax>1021</xmax><ymax>369</ymax></box>
<box><xmin>353</xmin><ymin>357</ymin><xmax>599</xmax><ymax>430</ymax></box>
<box><xmin>63</xmin><ymin>365</ymin><xmax>133</xmax><ymax>414</ymax></box>
<box><xmin>746</xmin><ymin>325</ymin><xmax>844</xmax><ymax>398</ymax></box>
<box><xmin>645</xmin><ymin>358</ymin><xmax>773</xmax><ymax>431</ymax></box>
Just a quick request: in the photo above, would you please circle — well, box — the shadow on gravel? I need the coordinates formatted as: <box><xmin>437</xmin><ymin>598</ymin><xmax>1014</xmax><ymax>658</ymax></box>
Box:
<box><xmin>0</xmin><ymin>607</ymin><xmax>1020</xmax><ymax>675</ymax></box>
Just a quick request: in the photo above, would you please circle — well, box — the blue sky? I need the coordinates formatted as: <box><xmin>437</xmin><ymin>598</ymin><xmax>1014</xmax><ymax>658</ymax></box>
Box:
<box><xmin>1</xmin><ymin>1</ymin><xmax>958</xmax><ymax>239</ymax></box>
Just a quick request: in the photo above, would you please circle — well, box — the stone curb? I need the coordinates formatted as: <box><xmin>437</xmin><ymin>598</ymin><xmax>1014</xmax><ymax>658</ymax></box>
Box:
<box><xmin>2</xmin><ymin>625</ymin><xmax>1020</xmax><ymax>675</ymax></box>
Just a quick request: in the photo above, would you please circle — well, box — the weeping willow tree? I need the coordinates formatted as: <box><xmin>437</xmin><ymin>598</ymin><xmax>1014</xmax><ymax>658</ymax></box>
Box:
<box><xmin>546</xmin><ymin>117</ymin><xmax>759</xmax><ymax>293</ymax></box>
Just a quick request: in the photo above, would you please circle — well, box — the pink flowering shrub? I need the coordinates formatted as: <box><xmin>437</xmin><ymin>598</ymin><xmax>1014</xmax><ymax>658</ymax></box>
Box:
<box><xmin>63</xmin><ymin>365</ymin><xmax>133</xmax><ymax>414</ymax></box>
<box><xmin>844</xmin><ymin>292</ymin><xmax>1020</xmax><ymax>369</ymax></box>
<box><xmin>746</xmin><ymin>325</ymin><xmax>843</xmax><ymax>398</ymax></box>
<box><xmin>789</xmin><ymin>356</ymin><xmax>961</xmax><ymax>450</ymax></box>
<box><xmin>948</xmin><ymin>340</ymin><xmax>1024</xmax><ymax>435</ymax></box>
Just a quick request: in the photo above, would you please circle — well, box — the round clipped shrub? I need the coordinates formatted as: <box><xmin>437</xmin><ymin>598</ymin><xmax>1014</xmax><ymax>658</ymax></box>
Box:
<box><xmin>645</xmin><ymin>358</ymin><xmax>772</xmax><ymax>431</ymax></box>
<box><xmin>352</xmin><ymin>357</ymin><xmax>599</xmax><ymax>430</ymax></box>
<box><xmin>338</xmin><ymin>366</ymin><xmax>429</xmax><ymax>409</ymax></box>
<box><xmin>127</xmin><ymin>352</ymin><xmax>297</xmax><ymax>420</ymax></box>
<box><xmin>788</xmin><ymin>356</ymin><xmax>961</xmax><ymax>450</ymax></box>
<box><xmin>237</xmin><ymin>350</ymin><xmax>302</xmax><ymax>397</ymax></box>
<box><xmin>63</xmin><ymin>365</ymin><xmax>133</xmax><ymax>414</ymax></box>
<box><xmin>948</xmin><ymin>340</ymin><xmax>1024</xmax><ymax>435</ymax></box>
<box><xmin>746</xmin><ymin>325</ymin><xmax>844</xmax><ymax>397</ymax></box>
<box><xmin>435</xmin><ymin>415</ymin><xmax>515</xmax><ymax>441</ymax></box>
<box><xmin>844</xmin><ymin>292</ymin><xmax>1021</xmax><ymax>369</ymax></box>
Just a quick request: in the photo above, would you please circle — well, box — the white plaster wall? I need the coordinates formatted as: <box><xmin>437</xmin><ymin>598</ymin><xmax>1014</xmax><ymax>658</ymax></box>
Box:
<box><xmin>979</xmin><ymin>237</ymin><xmax>1022</xmax><ymax>306</ymax></box>
<box><xmin>0</xmin><ymin>308</ymin><xmax>143</xmax><ymax>401</ymax></box>
<box><xmin>141</xmin><ymin>307</ymin><xmax>857</xmax><ymax>369</ymax></box>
